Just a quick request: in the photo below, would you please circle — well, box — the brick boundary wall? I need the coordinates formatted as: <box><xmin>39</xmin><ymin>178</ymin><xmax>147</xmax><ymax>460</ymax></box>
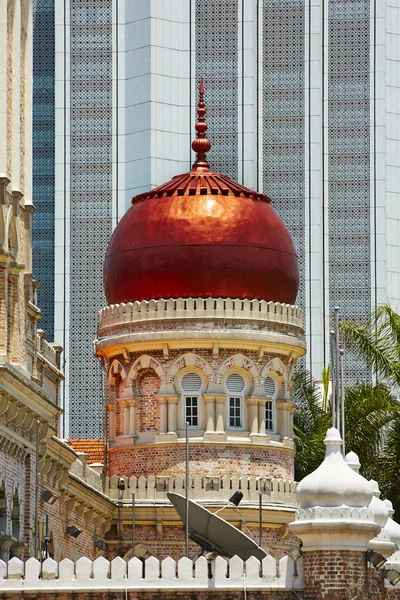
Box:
<box><xmin>301</xmin><ymin>550</ymin><xmax>400</xmax><ymax>600</ymax></box>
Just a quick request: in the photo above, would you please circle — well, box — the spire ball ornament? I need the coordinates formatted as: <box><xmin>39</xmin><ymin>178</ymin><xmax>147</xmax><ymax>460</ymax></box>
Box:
<box><xmin>192</xmin><ymin>78</ymin><xmax>211</xmax><ymax>168</ymax></box>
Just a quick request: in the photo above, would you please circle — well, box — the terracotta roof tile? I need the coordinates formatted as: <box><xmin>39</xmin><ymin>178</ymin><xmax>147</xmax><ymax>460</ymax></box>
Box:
<box><xmin>67</xmin><ymin>438</ymin><xmax>105</xmax><ymax>464</ymax></box>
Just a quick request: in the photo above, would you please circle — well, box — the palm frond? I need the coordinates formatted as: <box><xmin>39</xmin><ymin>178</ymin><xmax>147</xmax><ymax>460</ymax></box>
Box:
<box><xmin>368</xmin><ymin>418</ymin><xmax>400</xmax><ymax>520</ymax></box>
<box><xmin>340</xmin><ymin>317</ymin><xmax>400</xmax><ymax>385</ymax></box>
<box><xmin>344</xmin><ymin>383</ymin><xmax>400</xmax><ymax>468</ymax></box>
<box><xmin>293</xmin><ymin>370</ymin><xmax>331</xmax><ymax>480</ymax></box>
<box><xmin>321</xmin><ymin>365</ymin><xmax>330</xmax><ymax>412</ymax></box>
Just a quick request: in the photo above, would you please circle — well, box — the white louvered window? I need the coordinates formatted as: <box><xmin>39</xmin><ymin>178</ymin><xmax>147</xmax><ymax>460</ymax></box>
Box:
<box><xmin>226</xmin><ymin>373</ymin><xmax>245</xmax><ymax>429</ymax></box>
<box><xmin>182</xmin><ymin>372</ymin><xmax>202</xmax><ymax>428</ymax></box>
<box><xmin>264</xmin><ymin>377</ymin><xmax>275</xmax><ymax>432</ymax></box>
<box><xmin>182</xmin><ymin>373</ymin><xmax>202</xmax><ymax>394</ymax></box>
<box><xmin>264</xmin><ymin>377</ymin><xmax>275</xmax><ymax>398</ymax></box>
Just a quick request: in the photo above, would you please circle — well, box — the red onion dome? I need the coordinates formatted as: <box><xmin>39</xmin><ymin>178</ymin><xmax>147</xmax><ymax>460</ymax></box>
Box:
<box><xmin>104</xmin><ymin>80</ymin><xmax>299</xmax><ymax>306</ymax></box>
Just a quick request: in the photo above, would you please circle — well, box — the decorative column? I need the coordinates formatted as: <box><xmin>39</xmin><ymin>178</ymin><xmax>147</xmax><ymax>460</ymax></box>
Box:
<box><xmin>158</xmin><ymin>397</ymin><xmax>168</xmax><ymax>434</ymax></box>
<box><xmin>203</xmin><ymin>395</ymin><xmax>225</xmax><ymax>441</ymax></box>
<box><xmin>204</xmin><ymin>395</ymin><xmax>215</xmax><ymax>433</ymax></box>
<box><xmin>7</xmin><ymin>268</ymin><xmax>20</xmax><ymax>363</ymax></box>
<box><xmin>167</xmin><ymin>397</ymin><xmax>178</xmax><ymax>433</ymax></box>
<box><xmin>0</xmin><ymin>539</ymin><xmax>15</xmax><ymax>563</ymax></box>
<box><xmin>215</xmin><ymin>397</ymin><xmax>224</xmax><ymax>432</ymax></box>
<box><xmin>107</xmin><ymin>403</ymin><xmax>116</xmax><ymax>442</ymax></box>
<box><xmin>248</xmin><ymin>398</ymin><xmax>260</xmax><ymax>443</ymax></box>
<box><xmin>129</xmin><ymin>399</ymin><xmax>138</xmax><ymax>437</ymax></box>
<box><xmin>276</xmin><ymin>399</ymin><xmax>295</xmax><ymax>441</ymax></box>
<box><xmin>249</xmin><ymin>398</ymin><xmax>269</xmax><ymax>444</ymax></box>
<box><xmin>212</xmin><ymin>397</ymin><xmax>227</xmax><ymax>441</ymax></box>
<box><xmin>121</xmin><ymin>399</ymin><xmax>138</xmax><ymax>439</ymax></box>
<box><xmin>123</xmin><ymin>402</ymin><xmax>130</xmax><ymax>436</ymax></box>
<box><xmin>155</xmin><ymin>396</ymin><xmax>178</xmax><ymax>442</ymax></box>
<box><xmin>258</xmin><ymin>400</ymin><xmax>266</xmax><ymax>435</ymax></box>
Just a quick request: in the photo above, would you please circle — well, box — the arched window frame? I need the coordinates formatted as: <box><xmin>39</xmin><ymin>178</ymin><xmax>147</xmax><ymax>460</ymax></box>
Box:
<box><xmin>11</xmin><ymin>488</ymin><xmax>20</xmax><ymax>542</ymax></box>
<box><xmin>174</xmin><ymin>368</ymin><xmax>208</xmax><ymax>430</ymax></box>
<box><xmin>224</xmin><ymin>372</ymin><xmax>247</xmax><ymax>430</ymax></box>
<box><xmin>264</xmin><ymin>376</ymin><xmax>277</xmax><ymax>433</ymax></box>
<box><xmin>223</xmin><ymin>370</ymin><xmax>252</xmax><ymax>431</ymax></box>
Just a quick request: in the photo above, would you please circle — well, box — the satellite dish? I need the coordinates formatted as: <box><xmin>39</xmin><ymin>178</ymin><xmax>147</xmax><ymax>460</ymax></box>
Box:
<box><xmin>167</xmin><ymin>492</ymin><xmax>267</xmax><ymax>561</ymax></box>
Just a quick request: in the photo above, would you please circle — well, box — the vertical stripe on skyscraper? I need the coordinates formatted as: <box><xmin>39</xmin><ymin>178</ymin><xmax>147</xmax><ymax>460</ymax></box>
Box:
<box><xmin>195</xmin><ymin>0</ymin><xmax>239</xmax><ymax>180</ymax></box>
<box><xmin>68</xmin><ymin>0</ymin><xmax>112</xmax><ymax>436</ymax></box>
<box><xmin>328</xmin><ymin>0</ymin><xmax>371</xmax><ymax>384</ymax></box>
<box><xmin>262</xmin><ymin>0</ymin><xmax>306</xmax><ymax>361</ymax></box>
<box><xmin>32</xmin><ymin>0</ymin><xmax>55</xmax><ymax>338</ymax></box>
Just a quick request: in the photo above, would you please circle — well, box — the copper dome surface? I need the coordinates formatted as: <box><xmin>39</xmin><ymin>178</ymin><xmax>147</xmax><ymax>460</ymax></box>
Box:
<box><xmin>104</xmin><ymin>81</ymin><xmax>299</xmax><ymax>306</ymax></box>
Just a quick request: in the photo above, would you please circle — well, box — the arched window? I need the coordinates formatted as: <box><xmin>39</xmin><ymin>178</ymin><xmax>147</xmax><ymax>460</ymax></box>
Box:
<box><xmin>264</xmin><ymin>377</ymin><xmax>276</xmax><ymax>432</ymax></box>
<box><xmin>226</xmin><ymin>373</ymin><xmax>245</xmax><ymax>429</ymax></box>
<box><xmin>182</xmin><ymin>372</ymin><xmax>202</xmax><ymax>428</ymax></box>
<box><xmin>0</xmin><ymin>484</ymin><xmax>7</xmax><ymax>534</ymax></box>
<box><xmin>11</xmin><ymin>490</ymin><xmax>20</xmax><ymax>541</ymax></box>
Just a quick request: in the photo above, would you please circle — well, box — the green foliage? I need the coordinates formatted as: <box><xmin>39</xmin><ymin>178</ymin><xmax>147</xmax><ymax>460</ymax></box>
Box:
<box><xmin>294</xmin><ymin>368</ymin><xmax>400</xmax><ymax>521</ymax></box>
<box><xmin>293</xmin><ymin>370</ymin><xmax>331</xmax><ymax>481</ymax></box>
<box><xmin>374</xmin><ymin>422</ymin><xmax>400</xmax><ymax>518</ymax></box>
<box><xmin>340</xmin><ymin>304</ymin><xmax>400</xmax><ymax>386</ymax></box>
<box><xmin>344</xmin><ymin>382</ymin><xmax>400</xmax><ymax>480</ymax></box>
<box><xmin>321</xmin><ymin>365</ymin><xmax>330</xmax><ymax>412</ymax></box>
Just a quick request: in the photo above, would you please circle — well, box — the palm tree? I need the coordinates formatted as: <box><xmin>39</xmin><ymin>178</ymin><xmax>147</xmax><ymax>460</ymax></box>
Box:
<box><xmin>340</xmin><ymin>303</ymin><xmax>400</xmax><ymax>387</ymax></box>
<box><xmin>293</xmin><ymin>371</ymin><xmax>400</xmax><ymax>509</ymax></box>
<box><xmin>374</xmin><ymin>422</ymin><xmax>400</xmax><ymax>517</ymax></box>
<box><xmin>293</xmin><ymin>370</ymin><xmax>331</xmax><ymax>481</ymax></box>
<box><xmin>344</xmin><ymin>382</ymin><xmax>400</xmax><ymax>480</ymax></box>
<box><xmin>339</xmin><ymin>304</ymin><xmax>400</xmax><ymax>517</ymax></box>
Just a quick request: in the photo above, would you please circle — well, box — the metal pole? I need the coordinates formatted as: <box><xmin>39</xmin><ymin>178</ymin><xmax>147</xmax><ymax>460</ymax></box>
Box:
<box><xmin>259</xmin><ymin>492</ymin><xmax>262</xmax><ymax>547</ymax></box>
<box><xmin>34</xmin><ymin>420</ymin><xmax>40</xmax><ymax>559</ymax></box>
<box><xmin>340</xmin><ymin>349</ymin><xmax>345</xmax><ymax>455</ymax></box>
<box><xmin>185</xmin><ymin>421</ymin><xmax>189</xmax><ymax>558</ymax></box>
<box><xmin>335</xmin><ymin>307</ymin><xmax>340</xmax><ymax>430</ymax></box>
<box><xmin>330</xmin><ymin>330</ymin><xmax>336</xmax><ymax>427</ymax></box>
<box><xmin>132</xmin><ymin>492</ymin><xmax>135</xmax><ymax>556</ymax></box>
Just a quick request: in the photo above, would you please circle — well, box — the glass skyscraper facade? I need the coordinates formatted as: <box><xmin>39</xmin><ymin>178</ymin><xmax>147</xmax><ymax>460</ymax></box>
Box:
<box><xmin>31</xmin><ymin>0</ymin><xmax>399</xmax><ymax>437</ymax></box>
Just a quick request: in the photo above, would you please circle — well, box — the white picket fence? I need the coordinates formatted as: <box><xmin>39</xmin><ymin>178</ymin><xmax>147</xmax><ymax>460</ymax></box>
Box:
<box><xmin>0</xmin><ymin>554</ymin><xmax>303</xmax><ymax>592</ymax></box>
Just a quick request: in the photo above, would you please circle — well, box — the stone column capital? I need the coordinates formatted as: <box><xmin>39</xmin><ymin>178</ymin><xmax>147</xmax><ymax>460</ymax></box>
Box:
<box><xmin>276</xmin><ymin>400</ymin><xmax>295</xmax><ymax>412</ymax></box>
<box><xmin>203</xmin><ymin>395</ymin><xmax>216</xmax><ymax>404</ymax></box>
<box><xmin>119</xmin><ymin>397</ymin><xmax>138</xmax><ymax>407</ymax></box>
<box><xmin>106</xmin><ymin>402</ymin><xmax>116</xmax><ymax>411</ymax></box>
<box><xmin>164</xmin><ymin>395</ymin><xmax>179</xmax><ymax>404</ymax></box>
<box><xmin>248</xmin><ymin>396</ymin><xmax>266</xmax><ymax>405</ymax></box>
<box><xmin>214</xmin><ymin>396</ymin><xmax>226</xmax><ymax>404</ymax></box>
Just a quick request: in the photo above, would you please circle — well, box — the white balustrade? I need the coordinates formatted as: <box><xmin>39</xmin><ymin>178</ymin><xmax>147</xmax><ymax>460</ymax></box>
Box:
<box><xmin>98</xmin><ymin>298</ymin><xmax>304</xmax><ymax>336</ymax></box>
<box><xmin>106</xmin><ymin>473</ymin><xmax>297</xmax><ymax>504</ymax></box>
<box><xmin>0</xmin><ymin>554</ymin><xmax>303</xmax><ymax>592</ymax></box>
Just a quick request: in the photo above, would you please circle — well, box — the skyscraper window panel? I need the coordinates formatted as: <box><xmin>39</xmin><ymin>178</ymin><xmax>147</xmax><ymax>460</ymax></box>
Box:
<box><xmin>328</xmin><ymin>0</ymin><xmax>370</xmax><ymax>383</ymax></box>
<box><xmin>67</xmin><ymin>0</ymin><xmax>112</xmax><ymax>437</ymax></box>
<box><xmin>32</xmin><ymin>0</ymin><xmax>55</xmax><ymax>339</ymax></box>
<box><xmin>196</xmin><ymin>0</ymin><xmax>238</xmax><ymax>180</ymax></box>
<box><xmin>263</xmin><ymin>0</ymin><xmax>305</xmax><ymax>332</ymax></box>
